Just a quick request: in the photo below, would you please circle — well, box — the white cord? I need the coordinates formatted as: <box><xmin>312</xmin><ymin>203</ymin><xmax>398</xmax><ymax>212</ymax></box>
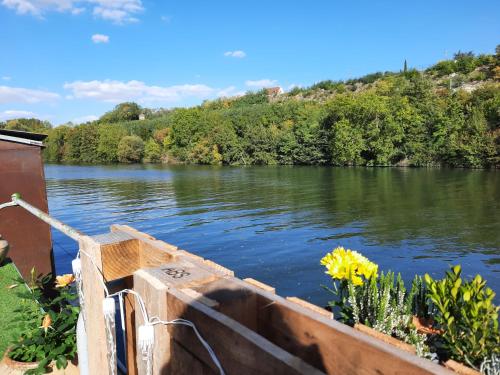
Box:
<box><xmin>73</xmin><ymin>253</ymin><xmax>226</xmax><ymax>375</ymax></box>
<box><xmin>150</xmin><ymin>317</ymin><xmax>226</xmax><ymax>375</ymax></box>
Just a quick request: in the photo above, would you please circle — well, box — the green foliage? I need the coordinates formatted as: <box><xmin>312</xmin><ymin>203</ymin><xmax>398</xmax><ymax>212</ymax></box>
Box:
<box><xmin>347</xmin><ymin>272</ymin><xmax>428</xmax><ymax>355</ymax></box>
<box><xmin>117</xmin><ymin>135</ymin><xmax>144</xmax><ymax>163</ymax></box>
<box><xmin>425</xmin><ymin>265</ymin><xmax>499</xmax><ymax>368</ymax></box>
<box><xmin>143</xmin><ymin>138</ymin><xmax>162</xmax><ymax>163</ymax></box>
<box><xmin>4</xmin><ymin>118</ymin><xmax>51</xmax><ymax>133</ymax></box>
<box><xmin>97</xmin><ymin>124</ymin><xmax>127</xmax><ymax>162</ymax></box>
<box><xmin>37</xmin><ymin>46</ymin><xmax>499</xmax><ymax>168</ymax></box>
<box><xmin>99</xmin><ymin>102</ymin><xmax>143</xmax><ymax>123</ymax></box>
<box><xmin>8</xmin><ymin>270</ymin><xmax>79</xmax><ymax>375</ymax></box>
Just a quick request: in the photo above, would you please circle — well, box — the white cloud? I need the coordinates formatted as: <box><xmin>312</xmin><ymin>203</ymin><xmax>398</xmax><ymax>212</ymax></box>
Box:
<box><xmin>216</xmin><ymin>86</ymin><xmax>245</xmax><ymax>98</ymax></box>
<box><xmin>2</xmin><ymin>76</ymin><xmax>12</xmax><ymax>81</ymax></box>
<box><xmin>73</xmin><ymin>114</ymin><xmax>98</xmax><ymax>123</ymax></box>
<box><xmin>245</xmin><ymin>79</ymin><xmax>278</xmax><ymax>88</ymax></box>
<box><xmin>160</xmin><ymin>15</ymin><xmax>171</xmax><ymax>23</ymax></box>
<box><xmin>63</xmin><ymin>79</ymin><xmax>232</xmax><ymax>104</ymax></box>
<box><xmin>91</xmin><ymin>33</ymin><xmax>109</xmax><ymax>43</ymax></box>
<box><xmin>0</xmin><ymin>109</ymin><xmax>37</xmax><ymax>120</ymax></box>
<box><xmin>1</xmin><ymin>0</ymin><xmax>143</xmax><ymax>23</ymax></box>
<box><xmin>0</xmin><ymin>85</ymin><xmax>60</xmax><ymax>104</ymax></box>
<box><xmin>224</xmin><ymin>50</ymin><xmax>246</xmax><ymax>58</ymax></box>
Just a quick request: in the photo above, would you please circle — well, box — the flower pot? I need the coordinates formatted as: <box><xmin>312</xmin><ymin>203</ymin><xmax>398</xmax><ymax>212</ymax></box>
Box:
<box><xmin>412</xmin><ymin>315</ymin><xmax>443</xmax><ymax>335</ymax></box>
<box><xmin>0</xmin><ymin>351</ymin><xmax>79</xmax><ymax>375</ymax></box>
<box><xmin>443</xmin><ymin>359</ymin><xmax>481</xmax><ymax>375</ymax></box>
<box><xmin>0</xmin><ymin>235</ymin><xmax>9</xmax><ymax>265</ymax></box>
<box><xmin>354</xmin><ymin>323</ymin><xmax>416</xmax><ymax>354</ymax></box>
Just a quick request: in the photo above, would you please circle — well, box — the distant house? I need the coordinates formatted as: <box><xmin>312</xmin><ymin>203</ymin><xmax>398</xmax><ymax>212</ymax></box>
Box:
<box><xmin>139</xmin><ymin>113</ymin><xmax>146</xmax><ymax>121</ymax></box>
<box><xmin>265</xmin><ymin>87</ymin><xmax>284</xmax><ymax>96</ymax></box>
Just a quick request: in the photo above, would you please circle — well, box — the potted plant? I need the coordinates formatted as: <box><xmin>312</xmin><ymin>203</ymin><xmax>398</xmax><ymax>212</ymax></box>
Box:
<box><xmin>321</xmin><ymin>248</ymin><xmax>500</xmax><ymax>374</ymax></box>
<box><xmin>425</xmin><ymin>265</ymin><xmax>499</xmax><ymax>374</ymax></box>
<box><xmin>321</xmin><ymin>247</ymin><xmax>428</xmax><ymax>356</ymax></box>
<box><xmin>1</xmin><ymin>269</ymin><xmax>80</xmax><ymax>375</ymax></box>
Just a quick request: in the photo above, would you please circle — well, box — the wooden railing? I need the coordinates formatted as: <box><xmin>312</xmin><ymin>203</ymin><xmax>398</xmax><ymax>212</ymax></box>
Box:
<box><xmin>78</xmin><ymin>224</ymin><xmax>453</xmax><ymax>375</ymax></box>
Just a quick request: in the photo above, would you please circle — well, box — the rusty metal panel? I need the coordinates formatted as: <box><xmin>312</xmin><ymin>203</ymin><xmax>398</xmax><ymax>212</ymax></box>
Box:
<box><xmin>0</xmin><ymin>140</ymin><xmax>54</xmax><ymax>279</ymax></box>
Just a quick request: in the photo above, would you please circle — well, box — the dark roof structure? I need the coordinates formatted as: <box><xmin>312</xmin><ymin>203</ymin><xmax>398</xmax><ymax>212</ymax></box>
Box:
<box><xmin>0</xmin><ymin>129</ymin><xmax>47</xmax><ymax>147</ymax></box>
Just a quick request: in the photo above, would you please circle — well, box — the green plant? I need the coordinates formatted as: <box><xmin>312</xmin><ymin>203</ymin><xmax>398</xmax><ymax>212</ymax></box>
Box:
<box><xmin>8</xmin><ymin>269</ymin><xmax>79</xmax><ymax>375</ymax></box>
<box><xmin>321</xmin><ymin>248</ymin><xmax>428</xmax><ymax>356</ymax></box>
<box><xmin>347</xmin><ymin>272</ymin><xmax>428</xmax><ymax>356</ymax></box>
<box><xmin>425</xmin><ymin>265</ymin><xmax>499</xmax><ymax>369</ymax></box>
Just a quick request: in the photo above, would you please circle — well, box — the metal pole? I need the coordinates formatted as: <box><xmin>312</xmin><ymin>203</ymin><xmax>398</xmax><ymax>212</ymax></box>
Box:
<box><xmin>10</xmin><ymin>193</ymin><xmax>85</xmax><ymax>242</ymax></box>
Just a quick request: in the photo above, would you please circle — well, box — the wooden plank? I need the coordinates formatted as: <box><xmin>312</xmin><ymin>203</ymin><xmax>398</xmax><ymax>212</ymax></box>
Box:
<box><xmin>203</xmin><ymin>259</ymin><xmax>234</xmax><ymax>276</ymax></box>
<box><xmin>258</xmin><ymin>299</ymin><xmax>451</xmax><ymax>375</ymax></box>
<box><xmin>78</xmin><ymin>235</ymin><xmax>113</xmax><ymax>375</ymax></box>
<box><xmin>165</xmin><ymin>340</ymin><xmax>214</xmax><ymax>374</ymax></box>
<box><xmin>286</xmin><ymin>297</ymin><xmax>333</xmax><ymax>319</ymax></box>
<box><xmin>181</xmin><ymin>288</ymin><xmax>220</xmax><ymax>310</ymax></box>
<box><xmin>144</xmin><ymin>260</ymin><xmax>221</xmax><ymax>289</ymax></box>
<box><xmin>134</xmin><ymin>269</ymin><xmax>170</xmax><ymax>375</ymax></box>
<box><xmin>191</xmin><ymin>278</ymin><xmax>258</xmax><ymax>331</ymax></box>
<box><xmin>124</xmin><ymin>277</ymin><xmax>138</xmax><ymax>375</ymax></box>
<box><xmin>110</xmin><ymin>224</ymin><xmax>156</xmax><ymax>240</ymax></box>
<box><xmin>354</xmin><ymin>323</ymin><xmax>416</xmax><ymax>354</ymax></box>
<box><xmin>166</xmin><ymin>287</ymin><xmax>325</xmax><ymax>375</ymax></box>
<box><xmin>244</xmin><ymin>278</ymin><xmax>276</xmax><ymax>294</ymax></box>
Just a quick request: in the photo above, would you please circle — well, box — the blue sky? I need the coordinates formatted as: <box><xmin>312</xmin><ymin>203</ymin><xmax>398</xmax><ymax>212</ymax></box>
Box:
<box><xmin>0</xmin><ymin>0</ymin><xmax>499</xmax><ymax>125</ymax></box>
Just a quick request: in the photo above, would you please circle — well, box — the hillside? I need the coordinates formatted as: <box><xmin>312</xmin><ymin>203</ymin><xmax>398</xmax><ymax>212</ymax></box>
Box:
<box><xmin>2</xmin><ymin>47</ymin><xmax>500</xmax><ymax>168</ymax></box>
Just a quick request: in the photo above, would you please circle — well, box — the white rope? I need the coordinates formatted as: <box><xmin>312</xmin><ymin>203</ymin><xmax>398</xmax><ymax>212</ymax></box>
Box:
<box><xmin>0</xmin><ymin>201</ymin><xmax>17</xmax><ymax>210</ymax></box>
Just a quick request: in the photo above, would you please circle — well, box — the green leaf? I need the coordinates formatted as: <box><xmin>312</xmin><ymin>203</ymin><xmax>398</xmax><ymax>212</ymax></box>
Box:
<box><xmin>463</xmin><ymin>291</ymin><xmax>471</xmax><ymax>302</ymax></box>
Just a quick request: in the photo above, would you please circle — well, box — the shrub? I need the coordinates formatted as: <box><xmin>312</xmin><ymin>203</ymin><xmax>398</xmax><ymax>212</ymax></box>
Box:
<box><xmin>425</xmin><ymin>265</ymin><xmax>499</xmax><ymax>368</ymax></box>
<box><xmin>143</xmin><ymin>138</ymin><xmax>162</xmax><ymax>163</ymax></box>
<box><xmin>8</xmin><ymin>270</ymin><xmax>79</xmax><ymax>375</ymax></box>
<box><xmin>117</xmin><ymin>135</ymin><xmax>145</xmax><ymax>163</ymax></box>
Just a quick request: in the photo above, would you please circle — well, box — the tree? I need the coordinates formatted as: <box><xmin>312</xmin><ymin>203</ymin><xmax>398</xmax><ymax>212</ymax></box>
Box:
<box><xmin>97</xmin><ymin>124</ymin><xmax>127</xmax><ymax>162</ymax></box>
<box><xmin>5</xmin><ymin>118</ymin><xmax>52</xmax><ymax>133</ymax></box>
<box><xmin>117</xmin><ymin>135</ymin><xmax>145</xmax><ymax>163</ymax></box>
<box><xmin>454</xmin><ymin>51</ymin><xmax>477</xmax><ymax>74</ymax></box>
<box><xmin>100</xmin><ymin>102</ymin><xmax>142</xmax><ymax>123</ymax></box>
<box><xmin>329</xmin><ymin>118</ymin><xmax>364</xmax><ymax>165</ymax></box>
<box><xmin>143</xmin><ymin>138</ymin><xmax>162</xmax><ymax>163</ymax></box>
<box><xmin>403</xmin><ymin>60</ymin><xmax>408</xmax><ymax>73</ymax></box>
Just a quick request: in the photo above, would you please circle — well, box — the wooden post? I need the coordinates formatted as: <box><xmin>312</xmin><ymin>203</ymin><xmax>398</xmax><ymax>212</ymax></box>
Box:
<box><xmin>78</xmin><ymin>235</ymin><xmax>113</xmax><ymax>375</ymax></box>
<box><xmin>134</xmin><ymin>269</ymin><xmax>170</xmax><ymax>375</ymax></box>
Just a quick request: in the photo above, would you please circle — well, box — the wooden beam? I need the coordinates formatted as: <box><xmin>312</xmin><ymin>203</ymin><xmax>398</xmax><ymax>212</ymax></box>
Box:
<box><xmin>243</xmin><ymin>278</ymin><xmax>276</xmax><ymax>294</ymax></box>
<box><xmin>166</xmin><ymin>287</ymin><xmax>325</xmax><ymax>375</ymax></box>
<box><xmin>134</xmin><ymin>269</ymin><xmax>170</xmax><ymax>375</ymax></box>
<box><xmin>78</xmin><ymin>235</ymin><xmax>113</xmax><ymax>375</ymax></box>
<box><xmin>286</xmin><ymin>297</ymin><xmax>333</xmax><ymax>319</ymax></box>
<box><xmin>258</xmin><ymin>298</ymin><xmax>450</xmax><ymax>374</ymax></box>
<box><xmin>354</xmin><ymin>323</ymin><xmax>416</xmax><ymax>354</ymax></box>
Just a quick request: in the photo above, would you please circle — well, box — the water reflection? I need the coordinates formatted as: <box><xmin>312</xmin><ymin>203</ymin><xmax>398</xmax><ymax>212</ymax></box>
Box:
<box><xmin>45</xmin><ymin>164</ymin><xmax>500</xmax><ymax>306</ymax></box>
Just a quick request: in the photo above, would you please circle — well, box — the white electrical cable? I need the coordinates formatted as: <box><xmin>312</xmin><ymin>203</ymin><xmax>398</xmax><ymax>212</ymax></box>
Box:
<box><xmin>150</xmin><ymin>317</ymin><xmax>226</xmax><ymax>375</ymax></box>
<box><xmin>103</xmin><ymin>297</ymin><xmax>117</xmax><ymax>375</ymax></box>
<box><xmin>75</xmin><ymin>251</ymin><xmax>225</xmax><ymax>375</ymax></box>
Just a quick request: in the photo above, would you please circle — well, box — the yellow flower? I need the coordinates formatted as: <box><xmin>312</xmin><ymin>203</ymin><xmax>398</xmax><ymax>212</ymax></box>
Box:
<box><xmin>40</xmin><ymin>314</ymin><xmax>53</xmax><ymax>334</ymax></box>
<box><xmin>320</xmin><ymin>247</ymin><xmax>378</xmax><ymax>286</ymax></box>
<box><xmin>55</xmin><ymin>274</ymin><xmax>75</xmax><ymax>288</ymax></box>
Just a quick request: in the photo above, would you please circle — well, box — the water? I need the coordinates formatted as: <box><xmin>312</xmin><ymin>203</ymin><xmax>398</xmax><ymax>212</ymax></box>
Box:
<box><xmin>45</xmin><ymin>164</ymin><xmax>500</xmax><ymax>306</ymax></box>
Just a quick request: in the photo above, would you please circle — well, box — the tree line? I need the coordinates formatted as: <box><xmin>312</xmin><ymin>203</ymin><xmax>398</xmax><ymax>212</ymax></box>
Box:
<box><xmin>1</xmin><ymin>47</ymin><xmax>499</xmax><ymax>168</ymax></box>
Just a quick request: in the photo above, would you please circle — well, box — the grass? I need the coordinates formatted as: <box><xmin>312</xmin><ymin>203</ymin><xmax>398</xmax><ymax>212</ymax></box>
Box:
<box><xmin>0</xmin><ymin>261</ymin><xmax>26</xmax><ymax>358</ymax></box>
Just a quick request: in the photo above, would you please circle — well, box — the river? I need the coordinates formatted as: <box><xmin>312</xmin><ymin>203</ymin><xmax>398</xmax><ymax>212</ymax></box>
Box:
<box><xmin>45</xmin><ymin>164</ymin><xmax>500</xmax><ymax>305</ymax></box>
